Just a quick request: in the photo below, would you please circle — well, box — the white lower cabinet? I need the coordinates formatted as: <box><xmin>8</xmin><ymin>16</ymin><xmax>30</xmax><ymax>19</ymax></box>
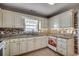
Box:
<box><xmin>35</xmin><ymin>37</ymin><xmax>42</xmax><ymax>49</ymax></box>
<box><xmin>41</xmin><ymin>36</ymin><xmax>48</xmax><ymax>48</ymax></box>
<box><xmin>3</xmin><ymin>36</ymin><xmax>48</xmax><ymax>56</ymax></box>
<box><xmin>2</xmin><ymin>10</ymin><xmax>15</xmax><ymax>28</ymax></box>
<box><xmin>3</xmin><ymin>40</ymin><xmax>10</xmax><ymax>56</ymax></box>
<box><xmin>9</xmin><ymin>39</ymin><xmax>20</xmax><ymax>56</ymax></box>
<box><xmin>19</xmin><ymin>38</ymin><xmax>28</xmax><ymax>54</ymax></box>
<box><xmin>14</xmin><ymin>13</ymin><xmax>25</xmax><ymax>28</ymax></box>
<box><xmin>35</xmin><ymin>36</ymin><xmax>48</xmax><ymax>49</ymax></box>
<box><xmin>27</xmin><ymin>38</ymin><xmax>35</xmax><ymax>52</ymax></box>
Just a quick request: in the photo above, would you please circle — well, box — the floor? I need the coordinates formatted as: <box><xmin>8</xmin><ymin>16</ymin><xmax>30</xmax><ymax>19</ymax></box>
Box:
<box><xmin>21</xmin><ymin>48</ymin><xmax>60</xmax><ymax>56</ymax></box>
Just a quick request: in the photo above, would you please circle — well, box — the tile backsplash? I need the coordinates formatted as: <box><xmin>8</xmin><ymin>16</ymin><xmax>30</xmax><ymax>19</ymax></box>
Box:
<box><xmin>0</xmin><ymin>28</ymin><xmax>24</xmax><ymax>37</ymax></box>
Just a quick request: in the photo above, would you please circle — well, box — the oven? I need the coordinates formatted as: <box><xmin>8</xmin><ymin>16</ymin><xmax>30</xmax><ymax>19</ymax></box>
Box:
<box><xmin>48</xmin><ymin>36</ymin><xmax>57</xmax><ymax>51</ymax></box>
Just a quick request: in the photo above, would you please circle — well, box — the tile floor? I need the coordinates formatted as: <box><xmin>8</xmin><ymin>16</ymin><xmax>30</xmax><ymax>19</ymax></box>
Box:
<box><xmin>21</xmin><ymin>47</ymin><xmax>60</xmax><ymax>56</ymax></box>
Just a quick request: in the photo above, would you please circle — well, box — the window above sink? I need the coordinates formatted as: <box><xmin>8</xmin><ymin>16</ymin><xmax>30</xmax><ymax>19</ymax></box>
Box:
<box><xmin>24</xmin><ymin>18</ymin><xmax>41</xmax><ymax>33</ymax></box>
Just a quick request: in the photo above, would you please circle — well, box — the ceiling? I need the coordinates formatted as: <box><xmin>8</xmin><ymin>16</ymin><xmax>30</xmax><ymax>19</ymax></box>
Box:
<box><xmin>0</xmin><ymin>3</ymin><xmax>79</xmax><ymax>18</ymax></box>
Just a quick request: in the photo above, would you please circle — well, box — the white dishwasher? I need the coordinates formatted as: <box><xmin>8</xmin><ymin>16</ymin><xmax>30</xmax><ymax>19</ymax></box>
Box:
<box><xmin>48</xmin><ymin>36</ymin><xmax>57</xmax><ymax>51</ymax></box>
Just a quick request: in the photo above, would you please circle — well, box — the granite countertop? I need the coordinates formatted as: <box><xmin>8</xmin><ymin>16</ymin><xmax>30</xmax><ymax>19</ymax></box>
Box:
<box><xmin>0</xmin><ymin>35</ymin><xmax>47</xmax><ymax>41</ymax></box>
<box><xmin>0</xmin><ymin>34</ymin><xmax>74</xmax><ymax>41</ymax></box>
<box><xmin>49</xmin><ymin>34</ymin><xmax>74</xmax><ymax>39</ymax></box>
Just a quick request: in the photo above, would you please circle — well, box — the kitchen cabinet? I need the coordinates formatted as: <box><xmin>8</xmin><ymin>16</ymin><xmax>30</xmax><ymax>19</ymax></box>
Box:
<box><xmin>19</xmin><ymin>38</ymin><xmax>28</xmax><ymax>54</ymax></box>
<box><xmin>39</xmin><ymin>19</ymin><xmax>48</xmax><ymax>34</ymax></box>
<box><xmin>2</xmin><ymin>10</ymin><xmax>15</xmax><ymax>28</ymax></box>
<box><xmin>60</xmin><ymin>10</ymin><xmax>73</xmax><ymax>28</ymax></box>
<box><xmin>41</xmin><ymin>36</ymin><xmax>48</xmax><ymax>48</ymax></box>
<box><xmin>9</xmin><ymin>39</ymin><xmax>20</xmax><ymax>56</ymax></box>
<box><xmin>3</xmin><ymin>40</ymin><xmax>10</xmax><ymax>56</ymax></box>
<box><xmin>57</xmin><ymin>38</ymin><xmax>74</xmax><ymax>56</ymax></box>
<box><xmin>49</xmin><ymin>15</ymin><xmax>61</xmax><ymax>28</ymax></box>
<box><xmin>34</xmin><ymin>37</ymin><xmax>42</xmax><ymax>49</ymax></box>
<box><xmin>0</xmin><ymin>8</ymin><xmax>3</xmax><ymax>27</ymax></box>
<box><xmin>34</xmin><ymin>36</ymin><xmax>48</xmax><ymax>50</ymax></box>
<box><xmin>14</xmin><ymin>13</ymin><xmax>25</xmax><ymax>28</ymax></box>
<box><xmin>49</xmin><ymin>17</ymin><xmax>54</xmax><ymax>28</ymax></box>
<box><xmin>2</xmin><ymin>36</ymin><xmax>48</xmax><ymax>56</ymax></box>
<box><xmin>41</xmin><ymin>19</ymin><xmax>48</xmax><ymax>28</ymax></box>
<box><xmin>49</xmin><ymin>10</ymin><xmax>74</xmax><ymax>28</ymax></box>
<box><xmin>27</xmin><ymin>38</ymin><xmax>35</xmax><ymax>52</ymax></box>
<box><xmin>2</xmin><ymin>9</ymin><xmax>25</xmax><ymax>28</ymax></box>
<box><xmin>53</xmin><ymin>15</ymin><xmax>61</xmax><ymax>28</ymax></box>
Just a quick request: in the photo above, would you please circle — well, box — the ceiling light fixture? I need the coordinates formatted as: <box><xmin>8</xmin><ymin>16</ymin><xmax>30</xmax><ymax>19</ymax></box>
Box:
<box><xmin>48</xmin><ymin>3</ymin><xmax>55</xmax><ymax>5</ymax></box>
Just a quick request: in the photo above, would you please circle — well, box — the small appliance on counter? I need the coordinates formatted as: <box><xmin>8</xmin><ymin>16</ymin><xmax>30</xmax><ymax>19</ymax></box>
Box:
<box><xmin>48</xmin><ymin>36</ymin><xmax>57</xmax><ymax>51</ymax></box>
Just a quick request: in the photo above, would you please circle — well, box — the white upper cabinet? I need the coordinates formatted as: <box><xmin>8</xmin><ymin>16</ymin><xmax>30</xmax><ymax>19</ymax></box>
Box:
<box><xmin>2</xmin><ymin>10</ymin><xmax>15</xmax><ymax>28</ymax></box>
<box><xmin>49</xmin><ymin>10</ymin><xmax>74</xmax><ymax>28</ymax></box>
<box><xmin>2</xmin><ymin>9</ymin><xmax>25</xmax><ymax>28</ymax></box>
<box><xmin>14</xmin><ymin>13</ymin><xmax>25</xmax><ymax>28</ymax></box>
<box><xmin>40</xmin><ymin>19</ymin><xmax>48</xmax><ymax>28</ymax></box>
<box><xmin>0</xmin><ymin>8</ymin><xmax>3</xmax><ymax>27</ymax></box>
<box><xmin>53</xmin><ymin>15</ymin><xmax>61</xmax><ymax>28</ymax></box>
<box><xmin>60</xmin><ymin>10</ymin><xmax>73</xmax><ymax>28</ymax></box>
<box><xmin>49</xmin><ymin>15</ymin><xmax>61</xmax><ymax>28</ymax></box>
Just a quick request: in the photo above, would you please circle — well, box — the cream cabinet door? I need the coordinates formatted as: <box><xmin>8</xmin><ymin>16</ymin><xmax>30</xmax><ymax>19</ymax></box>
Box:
<box><xmin>41</xmin><ymin>36</ymin><xmax>48</xmax><ymax>48</ymax></box>
<box><xmin>60</xmin><ymin>10</ymin><xmax>73</xmax><ymax>28</ymax></box>
<box><xmin>2</xmin><ymin>10</ymin><xmax>15</xmax><ymax>28</ymax></box>
<box><xmin>34</xmin><ymin>37</ymin><xmax>42</xmax><ymax>49</ymax></box>
<box><xmin>41</xmin><ymin>19</ymin><xmax>48</xmax><ymax>28</ymax></box>
<box><xmin>49</xmin><ymin>17</ymin><xmax>54</xmax><ymax>28</ymax></box>
<box><xmin>9</xmin><ymin>39</ymin><xmax>20</xmax><ymax>56</ymax></box>
<box><xmin>3</xmin><ymin>40</ymin><xmax>10</xmax><ymax>56</ymax></box>
<box><xmin>14</xmin><ymin>13</ymin><xmax>24</xmax><ymax>28</ymax></box>
<box><xmin>27</xmin><ymin>38</ymin><xmax>35</xmax><ymax>52</ymax></box>
<box><xmin>50</xmin><ymin>15</ymin><xmax>61</xmax><ymax>28</ymax></box>
<box><xmin>19</xmin><ymin>38</ymin><xmax>28</xmax><ymax>54</ymax></box>
<box><xmin>0</xmin><ymin>8</ymin><xmax>3</xmax><ymax>27</ymax></box>
<box><xmin>53</xmin><ymin>15</ymin><xmax>61</xmax><ymax>28</ymax></box>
